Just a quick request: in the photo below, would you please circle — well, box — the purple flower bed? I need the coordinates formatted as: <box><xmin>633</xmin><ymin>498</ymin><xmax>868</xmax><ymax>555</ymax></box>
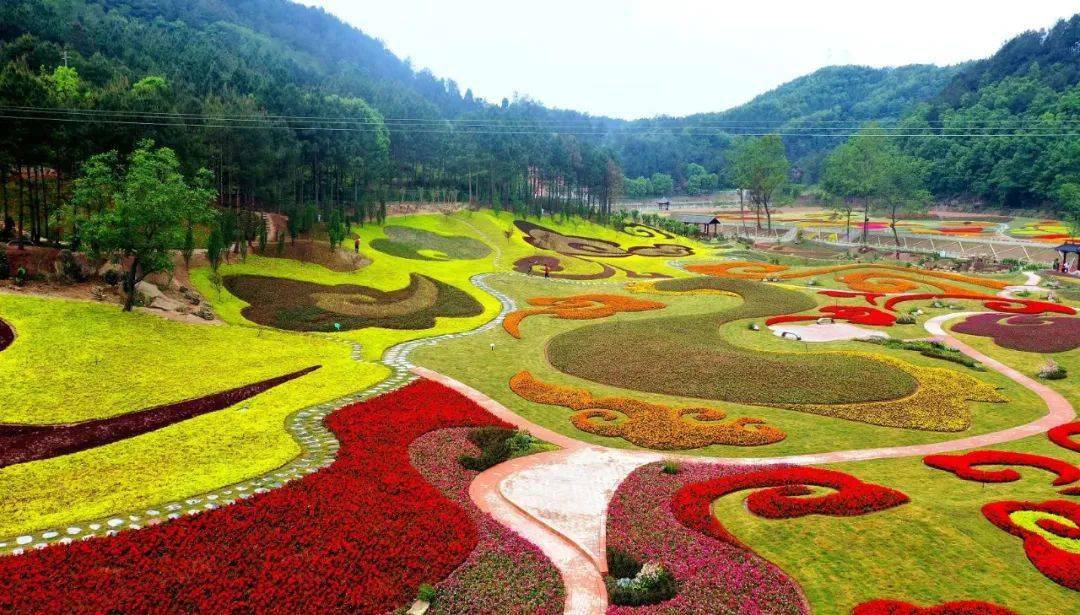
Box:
<box><xmin>953</xmin><ymin>313</ymin><xmax>1080</xmax><ymax>353</ymax></box>
<box><xmin>606</xmin><ymin>462</ymin><xmax>808</xmax><ymax>614</ymax></box>
<box><xmin>409</xmin><ymin>428</ymin><xmax>564</xmax><ymax>614</ymax></box>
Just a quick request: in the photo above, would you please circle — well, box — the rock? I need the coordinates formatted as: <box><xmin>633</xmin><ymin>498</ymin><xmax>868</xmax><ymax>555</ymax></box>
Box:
<box><xmin>406</xmin><ymin>601</ymin><xmax>430</xmax><ymax>615</ymax></box>
<box><xmin>195</xmin><ymin>306</ymin><xmax>215</xmax><ymax>321</ymax></box>
<box><xmin>135</xmin><ymin>281</ymin><xmax>165</xmax><ymax>301</ymax></box>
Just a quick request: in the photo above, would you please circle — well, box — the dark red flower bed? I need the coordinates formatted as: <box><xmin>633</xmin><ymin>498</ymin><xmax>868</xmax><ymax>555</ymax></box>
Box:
<box><xmin>1049</xmin><ymin>421</ymin><xmax>1080</xmax><ymax>453</ymax></box>
<box><xmin>0</xmin><ymin>378</ymin><xmax>510</xmax><ymax>613</ymax></box>
<box><xmin>0</xmin><ymin>317</ymin><xmax>12</xmax><ymax>352</ymax></box>
<box><xmin>853</xmin><ymin>599</ymin><xmax>1017</xmax><ymax>614</ymax></box>
<box><xmin>923</xmin><ymin>450</ymin><xmax>1080</xmax><ymax>490</ymax></box>
<box><xmin>0</xmin><ymin>366</ymin><xmax>319</xmax><ymax>469</ymax></box>
<box><xmin>952</xmin><ymin>313</ymin><xmax>1080</xmax><ymax>353</ymax></box>
<box><xmin>982</xmin><ymin>499</ymin><xmax>1080</xmax><ymax>591</ymax></box>
<box><xmin>671</xmin><ymin>466</ymin><xmax>910</xmax><ymax>547</ymax></box>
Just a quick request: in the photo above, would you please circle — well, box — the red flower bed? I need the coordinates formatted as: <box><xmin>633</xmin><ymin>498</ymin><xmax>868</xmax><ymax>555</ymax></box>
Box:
<box><xmin>766</xmin><ymin>305</ymin><xmax>896</xmax><ymax>327</ymax></box>
<box><xmin>952</xmin><ymin>313</ymin><xmax>1080</xmax><ymax>354</ymax></box>
<box><xmin>1049</xmin><ymin>421</ymin><xmax>1080</xmax><ymax>453</ymax></box>
<box><xmin>981</xmin><ymin>500</ymin><xmax>1080</xmax><ymax>590</ymax></box>
<box><xmin>671</xmin><ymin>466</ymin><xmax>909</xmax><ymax>546</ymax></box>
<box><xmin>923</xmin><ymin>450</ymin><xmax>1080</xmax><ymax>490</ymax></box>
<box><xmin>0</xmin><ymin>366</ymin><xmax>319</xmax><ymax>469</ymax></box>
<box><xmin>883</xmin><ymin>293</ymin><xmax>1076</xmax><ymax>316</ymax></box>
<box><xmin>0</xmin><ymin>378</ymin><xmax>509</xmax><ymax>613</ymax></box>
<box><xmin>853</xmin><ymin>599</ymin><xmax>1017</xmax><ymax>614</ymax></box>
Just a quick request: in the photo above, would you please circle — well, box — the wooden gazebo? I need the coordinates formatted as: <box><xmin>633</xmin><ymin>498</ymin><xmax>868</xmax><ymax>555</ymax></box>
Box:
<box><xmin>671</xmin><ymin>213</ymin><xmax>720</xmax><ymax>237</ymax></box>
<box><xmin>1056</xmin><ymin>240</ymin><xmax>1080</xmax><ymax>273</ymax></box>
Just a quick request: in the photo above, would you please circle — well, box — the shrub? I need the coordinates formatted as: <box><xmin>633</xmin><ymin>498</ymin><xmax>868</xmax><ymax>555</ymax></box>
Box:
<box><xmin>661</xmin><ymin>460</ymin><xmax>680</xmax><ymax>475</ymax></box>
<box><xmin>416</xmin><ymin>584</ymin><xmax>436</xmax><ymax>603</ymax></box>
<box><xmin>895</xmin><ymin>312</ymin><xmax>916</xmax><ymax>325</ymax></box>
<box><xmin>0</xmin><ymin>249</ymin><xmax>9</xmax><ymax>279</ymax></box>
<box><xmin>458</xmin><ymin>426</ymin><xmax>520</xmax><ymax>471</ymax></box>
<box><xmin>1038</xmin><ymin>359</ymin><xmax>1067</xmax><ymax>380</ymax></box>
<box><xmin>606</xmin><ymin>563</ymin><xmax>678</xmax><ymax>607</ymax></box>
<box><xmin>13</xmin><ymin>266</ymin><xmax>27</xmax><ymax>286</ymax></box>
<box><xmin>858</xmin><ymin>338</ymin><xmax>983</xmax><ymax>370</ymax></box>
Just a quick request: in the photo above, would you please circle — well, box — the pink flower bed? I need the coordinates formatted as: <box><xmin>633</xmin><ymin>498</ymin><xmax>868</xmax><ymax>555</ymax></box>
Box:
<box><xmin>409</xmin><ymin>428</ymin><xmax>564</xmax><ymax>614</ymax></box>
<box><xmin>605</xmin><ymin>463</ymin><xmax>808</xmax><ymax>614</ymax></box>
<box><xmin>952</xmin><ymin>313</ymin><xmax>1080</xmax><ymax>353</ymax></box>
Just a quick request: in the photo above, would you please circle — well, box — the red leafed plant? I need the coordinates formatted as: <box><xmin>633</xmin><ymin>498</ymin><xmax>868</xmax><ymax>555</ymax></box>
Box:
<box><xmin>981</xmin><ymin>500</ymin><xmax>1080</xmax><ymax>591</ymax></box>
<box><xmin>923</xmin><ymin>450</ymin><xmax>1080</xmax><ymax>491</ymax></box>
<box><xmin>1048</xmin><ymin>421</ymin><xmax>1080</xmax><ymax>453</ymax></box>
<box><xmin>765</xmin><ymin>305</ymin><xmax>897</xmax><ymax>327</ymax></box>
<box><xmin>670</xmin><ymin>466</ymin><xmax>909</xmax><ymax>546</ymax></box>
<box><xmin>0</xmin><ymin>378</ymin><xmax>510</xmax><ymax>613</ymax></box>
<box><xmin>852</xmin><ymin>598</ymin><xmax>1017</xmax><ymax>614</ymax></box>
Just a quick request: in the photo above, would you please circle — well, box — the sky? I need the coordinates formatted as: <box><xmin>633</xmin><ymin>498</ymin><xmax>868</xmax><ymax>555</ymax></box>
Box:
<box><xmin>300</xmin><ymin>1</ymin><xmax>1078</xmax><ymax>120</ymax></box>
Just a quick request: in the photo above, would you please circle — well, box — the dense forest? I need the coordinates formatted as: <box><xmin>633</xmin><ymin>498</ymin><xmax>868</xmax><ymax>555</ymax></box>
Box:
<box><xmin>0</xmin><ymin>0</ymin><xmax>1077</xmax><ymax>246</ymax></box>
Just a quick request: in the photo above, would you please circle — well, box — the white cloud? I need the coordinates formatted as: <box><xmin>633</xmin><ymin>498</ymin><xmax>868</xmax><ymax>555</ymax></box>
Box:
<box><xmin>299</xmin><ymin>0</ymin><xmax>1078</xmax><ymax>119</ymax></box>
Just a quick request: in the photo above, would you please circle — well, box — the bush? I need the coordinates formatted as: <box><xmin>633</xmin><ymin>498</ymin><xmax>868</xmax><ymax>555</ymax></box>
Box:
<box><xmin>1038</xmin><ymin>360</ymin><xmax>1067</xmax><ymax>380</ymax></box>
<box><xmin>604</xmin><ymin>548</ymin><xmax>678</xmax><ymax>607</ymax></box>
<box><xmin>661</xmin><ymin>460</ymin><xmax>680</xmax><ymax>475</ymax></box>
<box><xmin>458</xmin><ymin>426</ymin><xmax>531</xmax><ymax>471</ymax></box>
<box><xmin>859</xmin><ymin>338</ymin><xmax>983</xmax><ymax>371</ymax></box>
<box><xmin>0</xmin><ymin>249</ymin><xmax>8</xmax><ymax>279</ymax></box>
<box><xmin>895</xmin><ymin>313</ymin><xmax>916</xmax><ymax>325</ymax></box>
<box><xmin>417</xmin><ymin>584</ymin><xmax>436</xmax><ymax>603</ymax></box>
<box><xmin>103</xmin><ymin>268</ymin><xmax>121</xmax><ymax>287</ymax></box>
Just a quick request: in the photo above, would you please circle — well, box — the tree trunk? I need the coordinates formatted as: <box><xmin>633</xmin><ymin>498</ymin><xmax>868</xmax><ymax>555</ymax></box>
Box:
<box><xmin>862</xmin><ymin>197</ymin><xmax>871</xmax><ymax>245</ymax></box>
<box><xmin>123</xmin><ymin>261</ymin><xmax>139</xmax><ymax>312</ymax></box>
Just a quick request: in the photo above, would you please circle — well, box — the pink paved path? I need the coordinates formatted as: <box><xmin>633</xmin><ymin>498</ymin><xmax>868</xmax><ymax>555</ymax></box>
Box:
<box><xmin>412</xmin><ymin>312</ymin><xmax>1076</xmax><ymax>614</ymax></box>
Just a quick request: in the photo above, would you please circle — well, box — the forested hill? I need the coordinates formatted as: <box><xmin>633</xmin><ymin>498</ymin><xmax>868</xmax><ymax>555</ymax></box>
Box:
<box><xmin>0</xmin><ymin>0</ymin><xmax>1077</xmax><ymax>220</ymax></box>
<box><xmin>897</xmin><ymin>14</ymin><xmax>1080</xmax><ymax>208</ymax></box>
<box><xmin>610</xmin><ymin>64</ymin><xmax>959</xmax><ymax>183</ymax></box>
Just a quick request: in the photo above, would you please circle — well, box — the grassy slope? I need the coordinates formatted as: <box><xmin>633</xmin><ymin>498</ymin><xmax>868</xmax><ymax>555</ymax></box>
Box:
<box><xmin>0</xmin><ymin>293</ymin><xmax>386</xmax><ymax>536</ymax></box>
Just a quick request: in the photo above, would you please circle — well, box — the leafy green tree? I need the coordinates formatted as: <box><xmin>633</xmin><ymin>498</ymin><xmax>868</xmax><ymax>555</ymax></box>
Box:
<box><xmin>731</xmin><ymin>135</ymin><xmax>789</xmax><ymax>230</ymax></box>
<box><xmin>878</xmin><ymin>146</ymin><xmax>930</xmax><ymax>247</ymax></box>
<box><xmin>257</xmin><ymin>217</ymin><xmax>268</xmax><ymax>253</ymax></box>
<box><xmin>74</xmin><ymin>141</ymin><xmax>215</xmax><ymax>311</ymax></box>
<box><xmin>181</xmin><ymin>223</ymin><xmax>195</xmax><ymax>268</ymax></box>
<box><xmin>326</xmin><ymin>209</ymin><xmax>347</xmax><ymax>250</ymax></box>
<box><xmin>1060</xmin><ymin>183</ymin><xmax>1080</xmax><ymax>237</ymax></box>
<box><xmin>822</xmin><ymin>126</ymin><xmax>889</xmax><ymax>243</ymax></box>
<box><xmin>649</xmin><ymin>173</ymin><xmax>674</xmax><ymax>196</ymax></box>
<box><xmin>207</xmin><ymin>222</ymin><xmax>224</xmax><ymax>272</ymax></box>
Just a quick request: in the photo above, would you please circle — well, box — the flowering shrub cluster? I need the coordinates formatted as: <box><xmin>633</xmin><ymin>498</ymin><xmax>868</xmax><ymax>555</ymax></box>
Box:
<box><xmin>606</xmin><ymin>462</ymin><xmax>808</xmax><ymax>614</ymax></box>
<box><xmin>952</xmin><ymin>313</ymin><xmax>1080</xmax><ymax>354</ymax></box>
<box><xmin>981</xmin><ymin>499</ymin><xmax>1080</xmax><ymax>590</ymax></box>
<box><xmin>409</xmin><ymin>427</ymin><xmax>564</xmax><ymax>614</ymax></box>
<box><xmin>670</xmin><ymin>466</ymin><xmax>909</xmax><ymax>546</ymax></box>
<box><xmin>0</xmin><ymin>365</ymin><xmax>319</xmax><ymax>469</ymax></box>
<box><xmin>923</xmin><ymin>450</ymin><xmax>1080</xmax><ymax>490</ymax></box>
<box><xmin>1049</xmin><ymin>421</ymin><xmax>1080</xmax><ymax>453</ymax></box>
<box><xmin>502</xmin><ymin>294</ymin><xmax>665</xmax><ymax>339</ymax></box>
<box><xmin>0</xmin><ymin>379</ymin><xmax>508</xmax><ymax>613</ymax></box>
<box><xmin>515</xmin><ymin>220</ymin><xmax>693</xmax><ymax>258</ymax></box>
<box><xmin>852</xmin><ymin>599</ymin><xmax>1017</xmax><ymax>614</ymax></box>
<box><xmin>509</xmin><ymin>370</ymin><xmax>785</xmax><ymax>449</ymax></box>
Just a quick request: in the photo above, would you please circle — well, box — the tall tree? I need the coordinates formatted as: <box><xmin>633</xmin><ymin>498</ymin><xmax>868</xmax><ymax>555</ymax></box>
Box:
<box><xmin>822</xmin><ymin>126</ymin><xmax>889</xmax><ymax>244</ymax></box>
<box><xmin>74</xmin><ymin>141</ymin><xmax>215</xmax><ymax>311</ymax></box>
<box><xmin>731</xmin><ymin>135</ymin><xmax>789</xmax><ymax>231</ymax></box>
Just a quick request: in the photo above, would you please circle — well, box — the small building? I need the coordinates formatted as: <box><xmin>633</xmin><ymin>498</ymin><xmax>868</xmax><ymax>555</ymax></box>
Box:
<box><xmin>1055</xmin><ymin>240</ymin><xmax>1080</xmax><ymax>273</ymax></box>
<box><xmin>656</xmin><ymin>198</ymin><xmax>671</xmax><ymax>211</ymax></box>
<box><xmin>670</xmin><ymin>213</ymin><xmax>720</xmax><ymax>237</ymax></box>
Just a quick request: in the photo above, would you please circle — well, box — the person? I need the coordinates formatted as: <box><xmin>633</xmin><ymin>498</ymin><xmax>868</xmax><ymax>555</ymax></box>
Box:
<box><xmin>354</xmin><ymin>237</ymin><xmax>360</xmax><ymax>254</ymax></box>
<box><xmin>543</xmin><ymin>264</ymin><xmax>550</xmax><ymax>278</ymax></box>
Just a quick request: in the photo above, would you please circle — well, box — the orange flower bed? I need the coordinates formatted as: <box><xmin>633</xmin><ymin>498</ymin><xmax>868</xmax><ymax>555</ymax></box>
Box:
<box><xmin>508</xmin><ymin>371</ymin><xmax>785</xmax><ymax>450</ymax></box>
<box><xmin>502</xmin><ymin>294</ymin><xmax>666</xmax><ymax>339</ymax></box>
<box><xmin>685</xmin><ymin>262</ymin><xmax>1008</xmax><ymax>292</ymax></box>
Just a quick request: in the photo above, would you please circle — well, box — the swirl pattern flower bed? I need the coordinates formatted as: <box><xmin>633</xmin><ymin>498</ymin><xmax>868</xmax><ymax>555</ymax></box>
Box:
<box><xmin>503</xmin><ymin>294</ymin><xmax>665</xmax><ymax>339</ymax></box>
<box><xmin>515</xmin><ymin>220</ymin><xmax>693</xmax><ymax>257</ymax></box>
<box><xmin>606</xmin><ymin>462</ymin><xmax>808</xmax><ymax>614</ymax></box>
<box><xmin>223</xmin><ymin>273</ymin><xmax>483</xmax><ymax>332</ymax></box>
<box><xmin>0</xmin><ymin>379</ymin><xmax>509</xmax><ymax>613</ymax></box>
<box><xmin>0</xmin><ymin>365</ymin><xmax>319</xmax><ymax>469</ymax></box>
<box><xmin>1049</xmin><ymin>422</ymin><xmax>1080</xmax><ymax>453</ymax></box>
<box><xmin>685</xmin><ymin>262</ymin><xmax>1008</xmax><ymax>293</ymax></box>
<box><xmin>952</xmin><ymin>313</ymin><xmax>1080</xmax><ymax>353</ymax></box>
<box><xmin>509</xmin><ymin>370</ymin><xmax>785</xmax><ymax>449</ymax></box>
<box><xmin>548</xmin><ymin>277</ymin><xmax>1004</xmax><ymax>430</ymax></box>
<box><xmin>409</xmin><ymin>427</ymin><xmax>564</xmax><ymax>613</ymax></box>
<box><xmin>513</xmin><ymin>255</ymin><xmax>617</xmax><ymax>280</ymax></box>
<box><xmin>981</xmin><ymin>500</ymin><xmax>1080</xmax><ymax>590</ymax></box>
<box><xmin>923</xmin><ymin>450</ymin><xmax>1080</xmax><ymax>491</ymax></box>
<box><xmin>370</xmin><ymin>226</ymin><xmax>492</xmax><ymax>261</ymax></box>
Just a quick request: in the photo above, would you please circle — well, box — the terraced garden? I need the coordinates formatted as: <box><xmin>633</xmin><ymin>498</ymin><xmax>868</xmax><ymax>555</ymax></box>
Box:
<box><xmin>1</xmin><ymin>210</ymin><xmax>1077</xmax><ymax>614</ymax></box>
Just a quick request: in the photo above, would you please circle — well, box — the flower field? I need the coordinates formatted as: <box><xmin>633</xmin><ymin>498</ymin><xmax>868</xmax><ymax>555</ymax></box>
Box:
<box><xmin>503</xmin><ymin>294</ymin><xmax>665</xmax><ymax>339</ymax></box>
<box><xmin>953</xmin><ymin>313</ymin><xmax>1080</xmax><ymax>353</ymax></box>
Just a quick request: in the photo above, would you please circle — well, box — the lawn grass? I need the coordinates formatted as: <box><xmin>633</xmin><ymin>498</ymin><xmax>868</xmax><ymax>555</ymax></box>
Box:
<box><xmin>0</xmin><ymin>292</ymin><xmax>385</xmax><ymax>538</ymax></box>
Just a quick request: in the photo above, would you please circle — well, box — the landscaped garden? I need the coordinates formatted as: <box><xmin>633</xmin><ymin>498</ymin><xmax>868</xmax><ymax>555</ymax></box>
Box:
<box><xmin>2</xmin><ymin>208</ymin><xmax>1077</xmax><ymax>614</ymax></box>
